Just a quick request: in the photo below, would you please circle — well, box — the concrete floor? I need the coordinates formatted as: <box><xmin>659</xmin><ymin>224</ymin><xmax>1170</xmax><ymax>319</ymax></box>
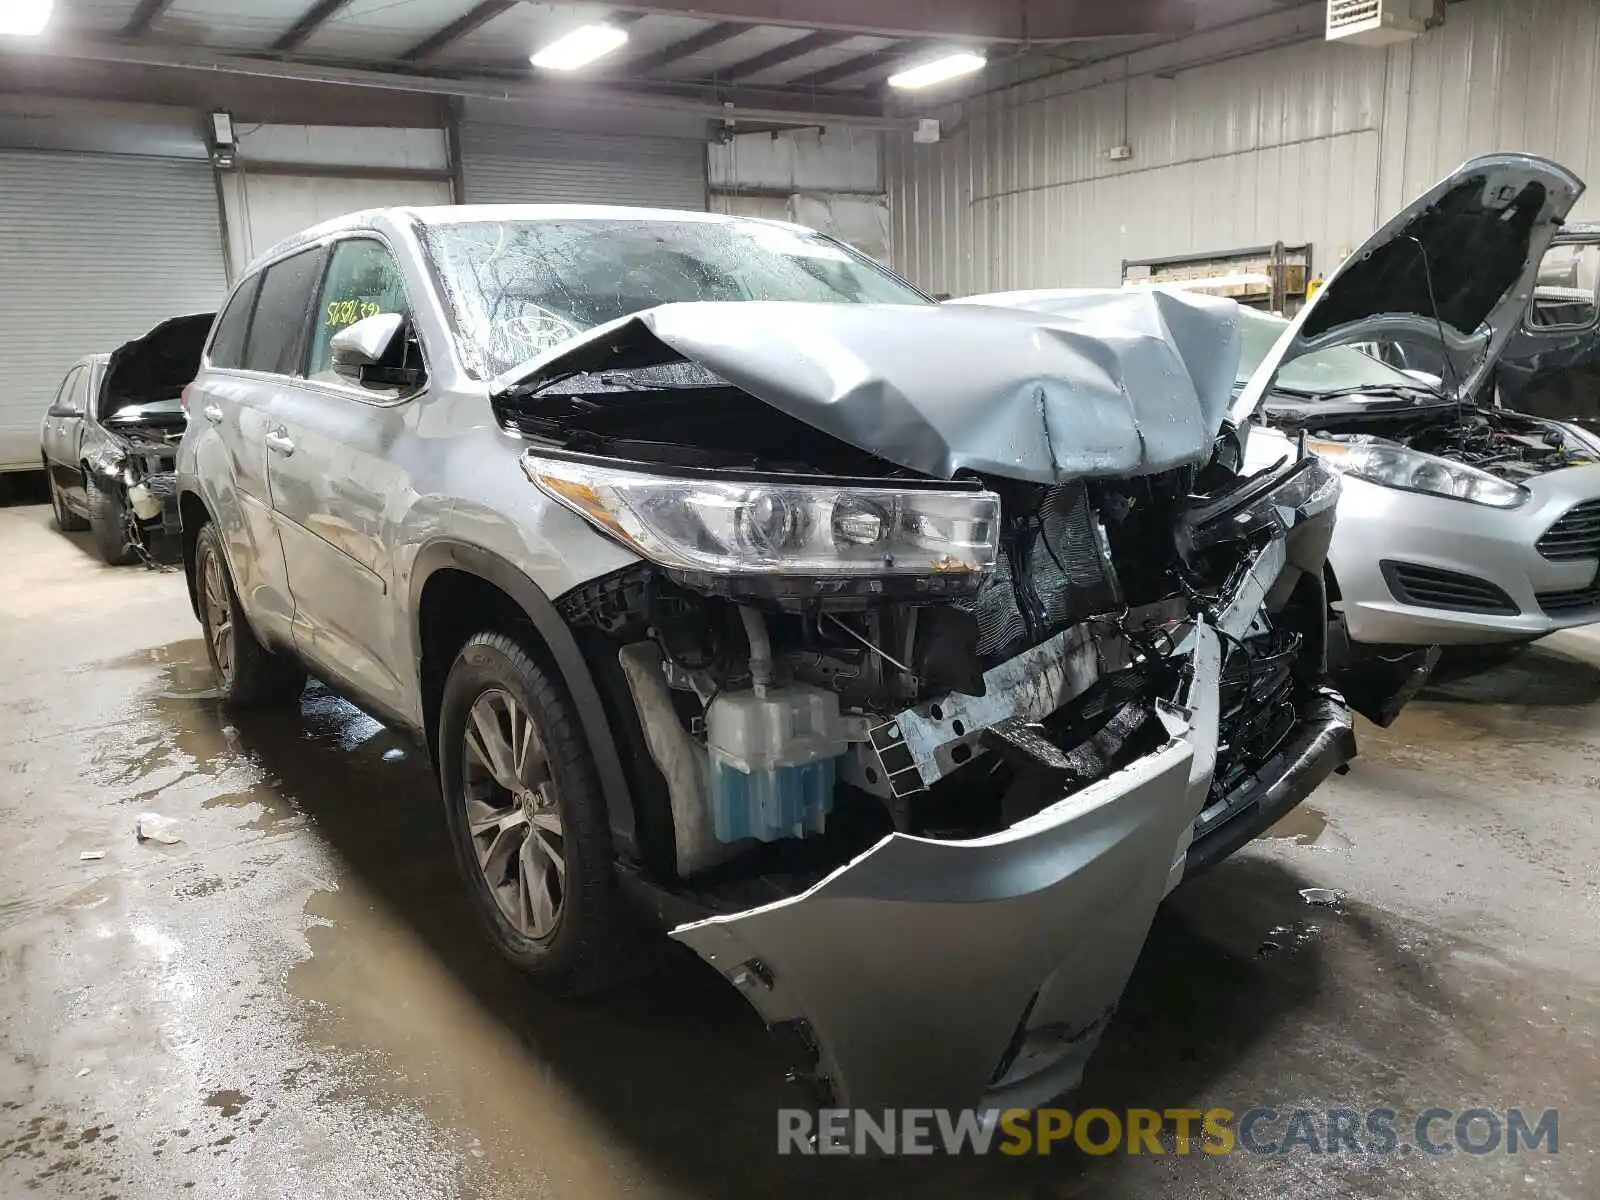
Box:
<box><xmin>0</xmin><ymin>499</ymin><xmax>1596</xmax><ymax>1199</ymax></box>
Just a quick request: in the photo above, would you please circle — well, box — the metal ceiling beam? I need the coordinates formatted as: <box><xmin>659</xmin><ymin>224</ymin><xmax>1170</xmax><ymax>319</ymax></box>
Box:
<box><xmin>591</xmin><ymin>0</ymin><xmax>1196</xmax><ymax>41</ymax></box>
<box><xmin>623</xmin><ymin>20</ymin><xmax>745</xmax><ymax>74</ymax></box>
<box><xmin>270</xmin><ymin>0</ymin><xmax>353</xmax><ymax>53</ymax></box>
<box><xmin>717</xmin><ymin>30</ymin><xmax>849</xmax><ymax>80</ymax></box>
<box><xmin>6</xmin><ymin>38</ymin><xmax>910</xmax><ymax>129</ymax></box>
<box><xmin>786</xmin><ymin>39</ymin><xmax>924</xmax><ymax>89</ymax></box>
<box><xmin>400</xmin><ymin>0</ymin><xmax>519</xmax><ymax>63</ymax></box>
<box><xmin>402</xmin><ymin>3</ymin><xmax>646</xmax><ymax>63</ymax></box>
<box><xmin>122</xmin><ymin>0</ymin><xmax>175</xmax><ymax>38</ymax></box>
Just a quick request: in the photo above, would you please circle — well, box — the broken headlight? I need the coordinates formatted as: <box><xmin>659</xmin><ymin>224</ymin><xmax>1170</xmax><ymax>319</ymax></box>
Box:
<box><xmin>523</xmin><ymin>450</ymin><xmax>1000</xmax><ymax>584</ymax></box>
<box><xmin>1309</xmin><ymin>436</ymin><xmax>1528</xmax><ymax>509</ymax></box>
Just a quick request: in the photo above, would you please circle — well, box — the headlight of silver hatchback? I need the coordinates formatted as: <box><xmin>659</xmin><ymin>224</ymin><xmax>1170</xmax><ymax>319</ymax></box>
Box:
<box><xmin>522</xmin><ymin>451</ymin><xmax>1000</xmax><ymax>586</ymax></box>
<box><xmin>1308</xmin><ymin>436</ymin><xmax>1528</xmax><ymax>509</ymax></box>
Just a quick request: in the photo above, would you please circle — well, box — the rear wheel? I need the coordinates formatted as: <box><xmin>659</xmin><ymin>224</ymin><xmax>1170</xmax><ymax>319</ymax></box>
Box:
<box><xmin>47</xmin><ymin>466</ymin><xmax>87</xmax><ymax>532</ymax></box>
<box><xmin>194</xmin><ymin>522</ymin><xmax>306</xmax><ymax>707</ymax></box>
<box><xmin>84</xmin><ymin>472</ymin><xmax>137</xmax><ymax>565</ymax></box>
<box><xmin>437</xmin><ymin>630</ymin><xmax>632</xmax><ymax>994</ymax></box>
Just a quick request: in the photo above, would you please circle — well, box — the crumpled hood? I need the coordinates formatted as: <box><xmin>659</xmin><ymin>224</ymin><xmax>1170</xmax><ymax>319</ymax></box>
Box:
<box><xmin>495</xmin><ymin>293</ymin><xmax>1242</xmax><ymax>483</ymax></box>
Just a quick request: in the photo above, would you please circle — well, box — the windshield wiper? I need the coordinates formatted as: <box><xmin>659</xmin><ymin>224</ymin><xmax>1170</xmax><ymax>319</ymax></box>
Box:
<box><xmin>1268</xmin><ymin>382</ymin><xmax>1448</xmax><ymax>402</ymax></box>
<box><xmin>526</xmin><ymin>368</ymin><xmax>699</xmax><ymax>395</ymax></box>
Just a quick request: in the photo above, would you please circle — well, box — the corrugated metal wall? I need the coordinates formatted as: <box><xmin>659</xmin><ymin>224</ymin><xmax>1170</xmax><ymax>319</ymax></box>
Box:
<box><xmin>888</xmin><ymin>0</ymin><xmax>1600</xmax><ymax>295</ymax></box>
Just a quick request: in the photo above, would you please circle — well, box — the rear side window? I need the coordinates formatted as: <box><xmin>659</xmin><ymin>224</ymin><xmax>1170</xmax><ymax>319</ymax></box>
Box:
<box><xmin>208</xmin><ymin>274</ymin><xmax>261</xmax><ymax>369</ymax></box>
<box><xmin>243</xmin><ymin>249</ymin><xmax>325</xmax><ymax>375</ymax></box>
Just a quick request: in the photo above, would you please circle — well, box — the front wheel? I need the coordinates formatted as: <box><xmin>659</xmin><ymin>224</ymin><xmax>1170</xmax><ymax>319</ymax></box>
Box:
<box><xmin>194</xmin><ymin>522</ymin><xmax>306</xmax><ymax>707</ymax></box>
<box><xmin>84</xmin><ymin>472</ymin><xmax>136</xmax><ymax>565</ymax></box>
<box><xmin>437</xmin><ymin>631</ymin><xmax>632</xmax><ymax>994</ymax></box>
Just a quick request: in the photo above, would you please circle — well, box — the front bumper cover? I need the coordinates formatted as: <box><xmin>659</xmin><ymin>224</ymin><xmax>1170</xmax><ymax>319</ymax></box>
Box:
<box><xmin>1330</xmin><ymin>465</ymin><xmax>1600</xmax><ymax>644</ymax></box>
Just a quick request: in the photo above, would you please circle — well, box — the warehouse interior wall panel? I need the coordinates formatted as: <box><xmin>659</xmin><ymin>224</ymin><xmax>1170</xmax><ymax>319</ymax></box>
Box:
<box><xmin>459</xmin><ymin>122</ymin><xmax>707</xmax><ymax>210</ymax></box>
<box><xmin>217</xmin><ymin>123</ymin><xmax>455</xmax><ymax>272</ymax></box>
<box><xmin>887</xmin><ymin>0</ymin><xmax>1600</xmax><ymax>297</ymax></box>
<box><xmin>223</xmin><ymin>171</ymin><xmax>455</xmax><ymax>271</ymax></box>
<box><xmin>709</xmin><ymin>128</ymin><xmax>883</xmax><ymax>195</ymax></box>
<box><xmin>1380</xmin><ymin>0</ymin><xmax>1600</xmax><ymax>222</ymax></box>
<box><xmin>0</xmin><ymin>150</ymin><xmax>228</xmax><ymax>471</ymax></box>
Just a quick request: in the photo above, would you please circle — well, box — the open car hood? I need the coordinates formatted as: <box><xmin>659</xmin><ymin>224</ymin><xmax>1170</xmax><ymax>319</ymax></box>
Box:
<box><xmin>101</xmin><ymin>313</ymin><xmax>213</xmax><ymax>421</ymax></box>
<box><xmin>493</xmin><ymin>293</ymin><xmax>1242</xmax><ymax>483</ymax></box>
<box><xmin>1232</xmin><ymin>153</ymin><xmax>1584</xmax><ymax>424</ymax></box>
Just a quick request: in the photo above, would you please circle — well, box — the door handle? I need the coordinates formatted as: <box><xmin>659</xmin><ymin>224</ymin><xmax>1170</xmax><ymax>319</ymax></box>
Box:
<box><xmin>202</xmin><ymin>404</ymin><xmax>224</xmax><ymax>424</ymax></box>
<box><xmin>264</xmin><ymin>429</ymin><xmax>295</xmax><ymax>457</ymax></box>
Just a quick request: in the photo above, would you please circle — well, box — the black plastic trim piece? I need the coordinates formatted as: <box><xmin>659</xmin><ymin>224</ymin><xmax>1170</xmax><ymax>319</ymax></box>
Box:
<box><xmin>1184</xmin><ymin>692</ymin><xmax>1356</xmax><ymax>878</ymax></box>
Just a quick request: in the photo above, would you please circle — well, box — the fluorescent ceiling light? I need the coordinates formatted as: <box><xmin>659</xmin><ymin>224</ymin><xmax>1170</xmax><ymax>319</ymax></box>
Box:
<box><xmin>0</xmin><ymin>0</ymin><xmax>52</xmax><ymax>36</ymax></box>
<box><xmin>888</xmin><ymin>51</ymin><xmax>987</xmax><ymax>90</ymax></box>
<box><xmin>531</xmin><ymin>23</ymin><xmax>629</xmax><ymax>70</ymax></box>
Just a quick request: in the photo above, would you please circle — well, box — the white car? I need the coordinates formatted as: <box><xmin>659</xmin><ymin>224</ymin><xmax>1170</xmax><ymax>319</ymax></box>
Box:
<box><xmin>967</xmin><ymin>152</ymin><xmax>1599</xmax><ymax>651</ymax></box>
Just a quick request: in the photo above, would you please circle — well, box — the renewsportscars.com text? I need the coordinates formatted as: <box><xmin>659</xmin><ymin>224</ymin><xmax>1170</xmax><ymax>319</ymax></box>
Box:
<box><xmin>777</xmin><ymin>1106</ymin><xmax>1560</xmax><ymax>1157</ymax></box>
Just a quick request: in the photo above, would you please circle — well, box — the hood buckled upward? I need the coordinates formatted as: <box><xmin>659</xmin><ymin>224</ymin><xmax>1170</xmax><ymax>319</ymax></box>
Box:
<box><xmin>494</xmin><ymin>292</ymin><xmax>1243</xmax><ymax>484</ymax></box>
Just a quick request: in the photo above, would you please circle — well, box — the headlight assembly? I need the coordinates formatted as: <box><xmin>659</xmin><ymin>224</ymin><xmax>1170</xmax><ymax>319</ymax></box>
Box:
<box><xmin>522</xmin><ymin>451</ymin><xmax>1000</xmax><ymax>589</ymax></box>
<box><xmin>1308</xmin><ymin>436</ymin><xmax>1528</xmax><ymax>509</ymax></box>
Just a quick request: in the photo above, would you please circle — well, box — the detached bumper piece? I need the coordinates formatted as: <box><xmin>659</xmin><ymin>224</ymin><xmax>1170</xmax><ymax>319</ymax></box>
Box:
<box><xmin>670</xmin><ymin>623</ymin><xmax>1227</xmax><ymax>1112</ymax></box>
<box><xmin>673</xmin><ymin>724</ymin><xmax>1203</xmax><ymax>1113</ymax></box>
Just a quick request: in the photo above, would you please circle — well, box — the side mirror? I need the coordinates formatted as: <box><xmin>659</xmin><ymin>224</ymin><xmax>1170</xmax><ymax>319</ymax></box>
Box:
<box><xmin>330</xmin><ymin>312</ymin><xmax>410</xmax><ymax>386</ymax></box>
<box><xmin>47</xmin><ymin>403</ymin><xmax>82</xmax><ymax>419</ymax></box>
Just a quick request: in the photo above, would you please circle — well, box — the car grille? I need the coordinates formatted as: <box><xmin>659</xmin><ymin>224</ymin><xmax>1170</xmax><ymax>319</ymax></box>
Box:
<box><xmin>1207</xmin><ymin>627</ymin><xmax>1300</xmax><ymax>811</ymax></box>
<box><xmin>1537</xmin><ymin>499</ymin><xmax>1600</xmax><ymax>561</ymax></box>
<box><xmin>1380</xmin><ymin>561</ymin><xmax>1520</xmax><ymax>616</ymax></box>
<box><xmin>1536</xmin><ymin>572</ymin><xmax>1600</xmax><ymax>615</ymax></box>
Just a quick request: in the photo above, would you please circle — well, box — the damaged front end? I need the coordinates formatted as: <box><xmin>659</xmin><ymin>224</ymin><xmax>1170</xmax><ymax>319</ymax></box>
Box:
<box><xmin>91</xmin><ymin>313</ymin><xmax>209</xmax><ymax>561</ymax></box>
<box><xmin>88</xmin><ymin>430</ymin><xmax>182</xmax><ymax>557</ymax></box>
<box><xmin>502</xmin><ymin>293</ymin><xmax>1366</xmax><ymax>1111</ymax></box>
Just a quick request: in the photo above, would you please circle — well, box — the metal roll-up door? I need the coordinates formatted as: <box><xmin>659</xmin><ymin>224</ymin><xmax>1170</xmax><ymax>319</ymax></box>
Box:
<box><xmin>459</xmin><ymin>123</ymin><xmax>707</xmax><ymax>210</ymax></box>
<box><xmin>0</xmin><ymin>151</ymin><xmax>227</xmax><ymax>471</ymax></box>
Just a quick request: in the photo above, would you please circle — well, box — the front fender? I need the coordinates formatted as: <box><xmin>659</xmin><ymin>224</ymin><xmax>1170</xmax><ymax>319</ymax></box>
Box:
<box><xmin>408</xmin><ymin>540</ymin><xmax>642</xmax><ymax>859</ymax></box>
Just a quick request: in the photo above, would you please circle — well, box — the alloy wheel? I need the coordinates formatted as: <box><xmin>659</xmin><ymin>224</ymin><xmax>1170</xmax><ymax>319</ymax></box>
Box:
<box><xmin>460</xmin><ymin>688</ymin><xmax>565</xmax><ymax>940</ymax></box>
<box><xmin>201</xmin><ymin>547</ymin><xmax>234</xmax><ymax>686</ymax></box>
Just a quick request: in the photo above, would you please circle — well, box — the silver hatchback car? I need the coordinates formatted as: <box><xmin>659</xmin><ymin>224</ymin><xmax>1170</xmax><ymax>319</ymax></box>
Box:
<box><xmin>178</xmin><ymin>204</ymin><xmax>1415</xmax><ymax>1114</ymax></box>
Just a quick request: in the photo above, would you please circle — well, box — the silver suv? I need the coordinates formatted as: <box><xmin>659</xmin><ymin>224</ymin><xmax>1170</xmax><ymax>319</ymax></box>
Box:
<box><xmin>178</xmin><ymin>205</ymin><xmax>1409</xmax><ymax>1114</ymax></box>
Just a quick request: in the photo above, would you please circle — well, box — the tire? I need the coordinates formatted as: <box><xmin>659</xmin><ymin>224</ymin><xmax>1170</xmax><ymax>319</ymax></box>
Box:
<box><xmin>47</xmin><ymin>466</ymin><xmax>88</xmax><ymax>532</ymax></box>
<box><xmin>438</xmin><ymin>630</ymin><xmax>632</xmax><ymax>995</ymax></box>
<box><xmin>193</xmin><ymin>521</ymin><xmax>306</xmax><ymax>707</ymax></box>
<box><xmin>84</xmin><ymin>471</ymin><xmax>137</xmax><ymax>565</ymax></box>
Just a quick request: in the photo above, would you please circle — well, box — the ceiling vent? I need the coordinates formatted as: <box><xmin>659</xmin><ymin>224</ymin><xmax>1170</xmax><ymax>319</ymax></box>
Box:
<box><xmin>1326</xmin><ymin>0</ymin><xmax>1434</xmax><ymax>45</ymax></box>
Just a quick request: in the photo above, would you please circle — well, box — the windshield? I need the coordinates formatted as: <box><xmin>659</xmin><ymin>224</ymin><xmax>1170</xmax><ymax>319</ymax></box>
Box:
<box><xmin>421</xmin><ymin>216</ymin><xmax>933</xmax><ymax>378</ymax></box>
<box><xmin>1235</xmin><ymin>307</ymin><xmax>1428</xmax><ymax>395</ymax></box>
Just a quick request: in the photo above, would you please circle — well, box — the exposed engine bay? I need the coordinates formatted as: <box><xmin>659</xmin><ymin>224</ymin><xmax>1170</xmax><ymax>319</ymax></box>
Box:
<box><xmin>1265</xmin><ymin>398</ymin><xmax>1599</xmax><ymax>483</ymax></box>
<box><xmin>507</xmin><ymin>354</ymin><xmax>1360</xmax><ymax>902</ymax></box>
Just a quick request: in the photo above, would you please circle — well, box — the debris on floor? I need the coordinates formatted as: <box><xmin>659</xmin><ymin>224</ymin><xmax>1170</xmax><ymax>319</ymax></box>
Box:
<box><xmin>1299</xmin><ymin>887</ymin><xmax>1345</xmax><ymax>908</ymax></box>
<box><xmin>134</xmin><ymin>813</ymin><xmax>184</xmax><ymax>845</ymax></box>
<box><xmin>78</xmin><ymin>850</ymin><xmax>106</xmax><ymax>861</ymax></box>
